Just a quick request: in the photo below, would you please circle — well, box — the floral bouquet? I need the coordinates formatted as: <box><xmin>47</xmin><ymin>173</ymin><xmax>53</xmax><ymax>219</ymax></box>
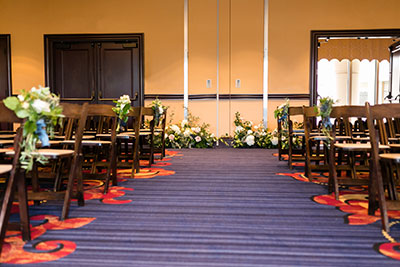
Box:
<box><xmin>316</xmin><ymin>96</ymin><xmax>335</xmax><ymax>144</ymax></box>
<box><xmin>274</xmin><ymin>98</ymin><xmax>290</xmax><ymax>129</ymax></box>
<box><xmin>232</xmin><ymin>112</ymin><xmax>275</xmax><ymax>148</ymax></box>
<box><xmin>164</xmin><ymin>113</ymin><xmax>217</xmax><ymax>148</ymax></box>
<box><xmin>151</xmin><ymin>98</ymin><xmax>167</xmax><ymax>126</ymax></box>
<box><xmin>4</xmin><ymin>86</ymin><xmax>63</xmax><ymax>171</ymax></box>
<box><xmin>112</xmin><ymin>95</ymin><xmax>131</xmax><ymax>132</ymax></box>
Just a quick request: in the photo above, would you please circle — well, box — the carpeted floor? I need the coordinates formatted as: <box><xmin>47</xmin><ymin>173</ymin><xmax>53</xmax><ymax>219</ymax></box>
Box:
<box><xmin>2</xmin><ymin>148</ymin><xmax>400</xmax><ymax>266</ymax></box>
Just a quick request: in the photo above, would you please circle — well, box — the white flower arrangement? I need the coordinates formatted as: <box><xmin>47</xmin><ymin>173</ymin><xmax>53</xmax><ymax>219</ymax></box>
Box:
<box><xmin>160</xmin><ymin>111</ymin><xmax>217</xmax><ymax>149</ymax></box>
<box><xmin>4</xmin><ymin>86</ymin><xmax>63</xmax><ymax>171</ymax></box>
<box><xmin>112</xmin><ymin>94</ymin><xmax>131</xmax><ymax>132</ymax></box>
<box><xmin>232</xmin><ymin>112</ymin><xmax>275</xmax><ymax>148</ymax></box>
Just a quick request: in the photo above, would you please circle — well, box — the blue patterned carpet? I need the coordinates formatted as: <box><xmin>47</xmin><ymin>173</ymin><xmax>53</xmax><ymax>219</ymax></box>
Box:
<box><xmin>2</xmin><ymin>148</ymin><xmax>400</xmax><ymax>266</ymax></box>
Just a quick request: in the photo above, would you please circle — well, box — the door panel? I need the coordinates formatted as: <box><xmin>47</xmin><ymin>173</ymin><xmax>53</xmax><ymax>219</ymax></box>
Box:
<box><xmin>98</xmin><ymin>42</ymin><xmax>140</xmax><ymax>105</ymax></box>
<box><xmin>53</xmin><ymin>42</ymin><xmax>94</xmax><ymax>102</ymax></box>
<box><xmin>0</xmin><ymin>36</ymin><xmax>10</xmax><ymax>100</ymax></box>
<box><xmin>45</xmin><ymin>34</ymin><xmax>144</xmax><ymax>106</ymax></box>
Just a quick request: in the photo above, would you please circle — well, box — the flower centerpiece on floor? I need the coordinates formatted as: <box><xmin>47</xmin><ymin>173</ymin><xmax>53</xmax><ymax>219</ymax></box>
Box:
<box><xmin>4</xmin><ymin>86</ymin><xmax>63</xmax><ymax>171</ymax></box>
<box><xmin>164</xmin><ymin>112</ymin><xmax>217</xmax><ymax>148</ymax></box>
<box><xmin>232</xmin><ymin>112</ymin><xmax>275</xmax><ymax>148</ymax></box>
<box><xmin>112</xmin><ymin>95</ymin><xmax>131</xmax><ymax>132</ymax></box>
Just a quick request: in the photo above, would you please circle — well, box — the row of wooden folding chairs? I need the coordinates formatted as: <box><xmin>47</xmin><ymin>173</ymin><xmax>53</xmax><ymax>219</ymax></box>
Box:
<box><xmin>279</xmin><ymin>103</ymin><xmax>400</xmax><ymax>232</ymax></box>
<box><xmin>0</xmin><ymin>102</ymin><xmax>167</xmax><ymax>256</ymax></box>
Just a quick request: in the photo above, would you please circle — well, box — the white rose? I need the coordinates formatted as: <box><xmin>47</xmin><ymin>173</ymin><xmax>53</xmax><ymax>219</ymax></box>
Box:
<box><xmin>247</xmin><ymin>130</ymin><xmax>253</xmax><ymax>135</ymax></box>
<box><xmin>183</xmin><ymin>129</ymin><xmax>191</xmax><ymax>137</ymax></box>
<box><xmin>32</xmin><ymin>99</ymin><xmax>51</xmax><ymax>113</ymax></box>
<box><xmin>17</xmin><ymin>95</ymin><xmax>24</xmax><ymax>102</ymax></box>
<box><xmin>170</xmin><ymin>124</ymin><xmax>181</xmax><ymax>134</ymax></box>
<box><xmin>120</xmin><ymin>95</ymin><xmax>131</xmax><ymax>104</ymax></box>
<box><xmin>254</xmin><ymin>125</ymin><xmax>259</xmax><ymax>130</ymax></box>
<box><xmin>193</xmin><ymin>127</ymin><xmax>200</xmax><ymax>133</ymax></box>
<box><xmin>168</xmin><ymin>134</ymin><xmax>175</xmax><ymax>141</ymax></box>
<box><xmin>245</xmin><ymin>135</ymin><xmax>255</xmax><ymax>146</ymax></box>
<box><xmin>21</xmin><ymin>102</ymin><xmax>29</xmax><ymax>109</ymax></box>
<box><xmin>158</xmin><ymin>106</ymin><xmax>164</xmax><ymax>114</ymax></box>
<box><xmin>271</xmin><ymin>137</ymin><xmax>278</xmax><ymax>146</ymax></box>
<box><xmin>181</xmin><ymin>119</ymin><xmax>188</xmax><ymax>128</ymax></box>
<box><xmin>235</xmin><ymin>126</ymin><xmax>244</xmax><ymax>133</ymax></box>
<box><xmin>165</xmin><ymin>133</ymin><xmax>168</xmax><ymax>139</ymax></box>
<box><xmin>210</xmin><ymin>133</ymin><xmax>215</xmax><ymax>138</ymax></box>
<box><xmin>195</xmin><ymin>136</ymin><xmax>201</xmax><ymax>142</ymax></box>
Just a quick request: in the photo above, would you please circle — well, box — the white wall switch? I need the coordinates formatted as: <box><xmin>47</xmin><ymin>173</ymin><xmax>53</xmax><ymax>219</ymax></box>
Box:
<box><xmin>206</xmin><ymin>79</ymin><xmax>212</xmax><ymax>88</ymax></box>
<box><xmin>235</xmin><ymin>79</ymin><xmax>241</xmax><ymax>88</ymax></box>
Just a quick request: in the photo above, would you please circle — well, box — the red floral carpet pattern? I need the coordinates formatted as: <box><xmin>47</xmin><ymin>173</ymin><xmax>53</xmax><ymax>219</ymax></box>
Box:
<box><xmin>0</xmin><ymin>150</ymin><xmax>179</xmax><ymax>264</ymax></box>
<box><xmin>277</xmin><ymin>171</ymin><xmax>400</xmax><ymax>261</ymax></box>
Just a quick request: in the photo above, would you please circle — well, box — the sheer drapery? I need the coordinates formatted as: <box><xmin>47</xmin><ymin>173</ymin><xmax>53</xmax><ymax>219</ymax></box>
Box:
<box><xmin>317</xmin><ymin>59</ymin><xmax>390</xmax><ymax>105</ymax></box>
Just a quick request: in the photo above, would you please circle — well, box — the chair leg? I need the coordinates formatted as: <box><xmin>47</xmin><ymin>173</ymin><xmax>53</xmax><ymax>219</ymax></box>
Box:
<box><xmin>17</xmin><ymin>171</ymin><xmax>30</xmax><ymax>241</ymax></box>
<box><xmin>61</xmin><ymin>155</ymin><xmax>79</xmax><ymax>220</ymax></box>
<box><xmin>328</xmin><ymin>145</ymin><xmax>339</xmax><ymax>199</ymax></box>
<box><xmin>76</xmin><ymin>158</ymin><xmax>85</xmax><ymax>207</ymax></box>
<box><xmin>31</xmin><ymin>162</ymin><xmax>40</xmax><ymax>206</ymax></box>
<box><xmin>0</xmin><ymin>171</ymin><xmax>18</xmax><ymax>255</ymax></box>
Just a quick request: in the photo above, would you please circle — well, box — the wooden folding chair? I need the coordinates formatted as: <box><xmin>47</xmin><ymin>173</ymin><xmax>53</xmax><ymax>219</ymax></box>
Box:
<box><xmin>0</xmin><ymin>102</ymin><xmax>30</xmax><ymax>255</ymax></box>
<box><xmin>153</xmin><ymin>108</ymin><xmax>168</xmax><ymax>160</ymax></box>
<box><xmin>366</xmin><ymin>102</ymin><xmax>400</xmax><ymax>232</ymax></box>
<box><xmin>15</xmin><ymin>103</ymin><xmax>89</xmax><ymax>220</ymax></box>
<box><xmin>63</xmin><ymin>104</ymin><xmax>118</xmax><ymax>194</ymax></box>
<box><xmin>302</xmin><ymin>106</ymin><xmax>330</xmax><ymax>180</ymax></box>
<box><xmin>139</xmin><ymin>107</ymin><xmax>156</xmax><ymax>166</ymax></box>
<box><xmin>287</xmin><ymin>106</ymin><xmax>306</xmax><ymax>169</ymax></box>
<box><xmin>327</xmin><ymin>105</ymin><xmax>377</xmax><ymax>199</ymax></box>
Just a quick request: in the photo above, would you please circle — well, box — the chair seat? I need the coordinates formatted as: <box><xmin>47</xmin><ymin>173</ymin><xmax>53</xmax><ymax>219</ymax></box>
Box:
<box><xmin>352</xmin><ymin>136</ymin><xmax>370</xmax><ymax>142</ymax></box>
<box><xmin>6</xmin><ymin>148</ymin><xmax>74</xmax><ymax>159</ymax></box>
<box><xmin>73</xmin><ymin>135</ymin><xmax>95</xmax><ymax>140</ymax></box>
<box><xmin>0</xmin><ymin>148</ymin><xmax>12</xmax><ymax>154</ymax></box>
<box><xmin>380</xmin><ymin>153</ymin><xmax>400</xmax><ymax>162</ymax></box>
<box><xmin>388</xmin><ymin>137</ymin><xmax>400</xmax><ymax>142</ymax></box>
<box><xmin>335</xmin><ymin>135</ymin><xmax>352</xmax><ymax>141</ymax></box>
<box><xmin>310</xmin><ymin>135</ymin><xmax>329</xmax><ymax>141</ymax></box>
<box><xmin>389</xmin><ymin>144</ymin><xmax>400</xmax><ymax>149</ymax></box>
<box><xmin>0</xmin><ymin>164</ymin><xmax>12</xmax><ymax>174</ymax></box>
<box><xmin>0</xmin><ymin>140</ymin><xmax>14</xmax><ymax>145</ymax></box>
<box><xmin>335</xmin><ymin>143</ymin><xmax>390</xmax><ymax>151</ymax></box>
<box><xmin>37</xmin><ymin>140</ymin><xmax>63</xmax><ymax>146</ymax></box>
<box><xmin>61</xmin><ymin>140</ymin><xmax>111</xmax><ymax>146</ymax></box>
<box><xmin>0</xmin><ymin>134</ymin><xmax>15</xmax><ymax>139</ymax></box>
<box><xmin>96</xmin><ymin>133</ymin><xmax>132</xmax><ymax>140</ymax></box>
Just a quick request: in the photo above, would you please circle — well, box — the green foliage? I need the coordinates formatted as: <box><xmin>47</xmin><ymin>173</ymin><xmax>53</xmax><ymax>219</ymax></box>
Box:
<box><xmin>317</xmin><ymin>96</ymin><xmax>335</xmax><ymax>144</ymax></box>
<box><xmin>233</xmin><ymin>112</ymin><xmax>276</xmax><ymax>148</ymax></box>
<box><xmin>4</xmin><ymin>86</ymin><xmax>64</xmax><ymax>171</ymax></box>
<box><xmin>112</xmin><ymin>95</ymin><xmax>131</xmax><ymax>132</ymax></box>
<box><xmin>274</xmin><ymin>98</ymin><xmax>290</xmax><ymax>129</ymax></box>
<box><xmin>151</xmin><ymin>98</ymin><xmax>168</xmax><ymax>126</ymax></box>
<box><xmin>161</xmin><ymin>111</ymin><xmax>217</xmax><ymax>149</ymax></box>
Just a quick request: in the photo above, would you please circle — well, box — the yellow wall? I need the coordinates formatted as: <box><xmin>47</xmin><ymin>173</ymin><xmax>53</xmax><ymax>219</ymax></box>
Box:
<box><xmin>0</xmin><ymin>0</ymin><xmax>184</xmax><ymax>94</ymax></box>
<box><xmin>3</xmin><ymin>0</ymin><xmax>400</xmax><ymax>136</ymax></box>
<box><xmin>269</xmin><ymin>0</ymin><xmax>400</xmax><ymax>94</ymax></box>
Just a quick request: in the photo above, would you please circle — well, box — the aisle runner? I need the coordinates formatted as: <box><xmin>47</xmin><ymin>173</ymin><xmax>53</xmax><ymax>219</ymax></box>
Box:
<box><xmin>277</xmin><ymin>171</ymin><xmax>400</xmax><ymax>261</ymax></box>
<box><xmin>0</xmin><ymin>150</ymin><xmax>181</xmax><ymax>264</ymax></box>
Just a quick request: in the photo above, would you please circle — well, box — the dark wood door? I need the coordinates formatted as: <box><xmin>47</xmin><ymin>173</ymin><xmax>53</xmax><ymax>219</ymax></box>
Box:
<box><xmin>0</xmin><ymin>35</ymin><xmax>11</xmax><ymax>100</ymax></box>
<box><xmin>53</xmin><ymin>42</ymin><xmax>95</xmax><ymax>102</ymax></box>
<box><xmin>45</xmin><ymin>34</ymin><xmax>144</xmax><ymax>106</ymax></box>
<box><xmin>98</xmin><ymin>42</ymin><xmax>140</xmax><ymax>106</ymax></box>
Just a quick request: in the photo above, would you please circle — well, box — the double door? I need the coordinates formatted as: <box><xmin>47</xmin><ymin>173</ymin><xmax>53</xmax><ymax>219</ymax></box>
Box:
<box><xmin>46</xmin><ymin>34</ymin><xmax>144</xmax><ymax>106</ymax></box>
